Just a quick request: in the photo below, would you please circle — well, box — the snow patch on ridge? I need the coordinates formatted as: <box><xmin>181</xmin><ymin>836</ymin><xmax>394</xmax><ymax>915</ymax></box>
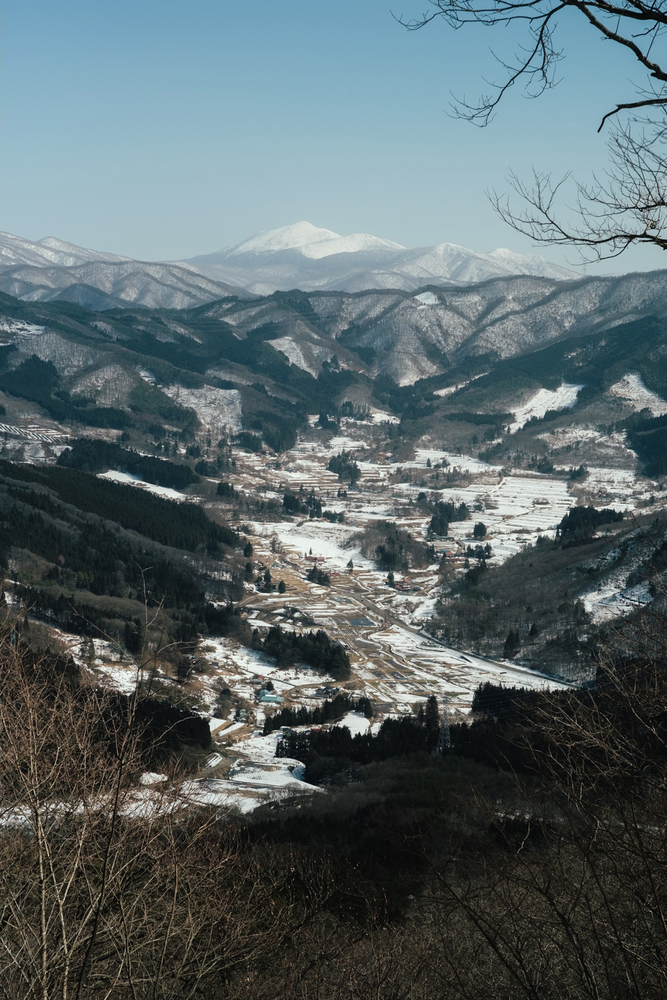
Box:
<box><xmin>608</xmin><ymin>373</ymin><xmax>667</xmax><ymax>415</ymax></box>
<box><xmin>413</xmin><ymin>291</ymin><xmax>439</xmax><ymax>306</ymax></box>
<box><xmin>161</xmin><ymin>385</ymin><xmax>243</xmax><ymax>435</ymax></box>
<box><xmin>509</xmin><ymin>384</ymin><xmax>582</xmax><ymax>433</ymax></box>
<box><xmin>270</xmin><ymin>336</ymin><xmax>330</xmax><ymax>377</ymax></box>
<box><xmin>98</xmin><ymin>470</ymin><xmax>189</xmax><ymax>502</ymax></box>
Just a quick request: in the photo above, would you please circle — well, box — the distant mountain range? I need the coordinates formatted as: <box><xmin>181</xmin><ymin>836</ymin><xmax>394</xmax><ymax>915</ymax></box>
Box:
<box><xmin>0</xmin><ymin>233</ymin><xmax>250</xmax><ymax>309</ymax></box>
<box><xmin>2</xmin><ymin>267</ymin><xmax>666</xmax><ymax>389</ymax></box>
<box><xmin>182</xmin><ymin>221</ymin><xmax>577</xmax><ymax>294</ymax></box>
<box><xmin>1</xmin><ymin>232</ymin><xmax>133</xmax><ymax>268</ymax></box>
<box><xmin>1</xmin><ymin>261</ymin><xmax>250</xmax><ymax>311</ymax></box>
<box><xmin>176</xmin><ymin>269</ymin><xmax>667</xmax><ymax>385</ymax></box>
<box><xmin>1</xmin><ymin>223</ymin><xmax>578</xmax><ymax>309</ymax></box>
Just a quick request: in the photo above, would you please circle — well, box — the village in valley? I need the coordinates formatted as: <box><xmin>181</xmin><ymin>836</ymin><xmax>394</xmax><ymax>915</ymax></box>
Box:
<box><xmin>2</xmin><ymin>295</ymin><xmax>665</xmax><ymax>813</ymax></box>
<box><xmin>43</xmin><ymin>393</ymin><xmax>660</xmax><ymax>813</ymax></box>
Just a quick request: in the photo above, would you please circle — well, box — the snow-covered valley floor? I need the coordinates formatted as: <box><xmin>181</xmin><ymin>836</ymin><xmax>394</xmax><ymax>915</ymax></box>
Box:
<box><xmin>18</xmin><ymin>407</ymin><xmax>667</xmax><ymax>815</ymax></box>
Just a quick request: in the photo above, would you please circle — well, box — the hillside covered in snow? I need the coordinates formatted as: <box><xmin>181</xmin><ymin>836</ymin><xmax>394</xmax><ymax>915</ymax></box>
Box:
<box><xmin>2</xmin><ymin>222</ymin><xmax>578</xmax><ymax>307</ymax></box>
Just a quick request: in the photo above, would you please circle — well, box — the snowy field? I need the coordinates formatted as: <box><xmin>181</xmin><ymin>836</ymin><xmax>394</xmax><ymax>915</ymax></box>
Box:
<box><xmin>356</xmin><ymin>624</ymin><xmax>569</xmax><ymax>715</ymax></box>
<box><xmin>408</xmin><ymin>448</ymin><xmax>500</xmax><ymax>474</ymax></box>
<box><xmin>411</xmin><ymin>473</ymin><xmax>576</xmax><ymax>561</ymax></box>
<box><xmin>250</xmin><ymin>518</ymin><xmax>375</xmax><ymax>572</ymax></box>
<box><xmin>508</xmin><ymin>384</ymin><xmax>582</xmax><ymax>433</ymax></box>
<box><xmin>98</xmin><ymin>469</ymin><xmax>190</xmax><ymax>501</ymax></box>
<box><xmin>608</xmin><ymin>373</ymin><xmax>667</xmax><ymax>416</ymax></box>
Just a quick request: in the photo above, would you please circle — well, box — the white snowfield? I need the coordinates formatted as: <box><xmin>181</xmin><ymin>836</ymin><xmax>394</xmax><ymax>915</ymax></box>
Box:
<box><xmin>98</xmin><ymin>470</ymin><xmax>189</xmax><ymax>502</ymax></box>
<box><xmin>584</xmin><ymin>578</ymin><xmax>653</xmax><ymax>624</ymax></box>
<box><xmin>608</xmin><ymin>373</ymin><xmax>667</xmax><ymax>415</ymax></box>
<box><xmin>433</xmin><ymin>373</ymin><xmax>490</xmax><ymax>397</ymax></box>
<box><xmin>335</xmin><ymin>711</ymin><xmax>371</xmax><ymax>735</ymax></box>
<box><xmin>413</xmin><ymin>291</ymin><xmax>440</xmax><ymax>307</ymax></box>
<box><xmin>179</xmin><ymin>729</ymin><xmax>324</xmax><ymax>814</ymax></box>
<box><xmin>509</xmin><ymin>384</ymin><xmax>583</xmax><ymax>433</ymax></box>
<box><xmin>221</xmin><ymin>222</ymin><xmax>400</xmax><ymax>258</ymax></box>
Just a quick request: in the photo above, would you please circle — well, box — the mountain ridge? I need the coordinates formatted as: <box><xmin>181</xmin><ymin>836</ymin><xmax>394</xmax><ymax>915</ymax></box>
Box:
<box><xmin>2</xmin><ymin>224</ymin><xmax>579</xmax><ymax>307</ymax></box>
<box><xmin>182</xmin><ymin>220</ymin><xmax>577</xmax><ymax>293</ymax></box>
<box><xmin>1</xmin><ymin>231</ymin><xmax>132</xmax><ymax>268</ymax></box>
<box><xmin>1</xmin><ymin>259</ymin><xmax>252</xmax><ymax>310</ymax></box>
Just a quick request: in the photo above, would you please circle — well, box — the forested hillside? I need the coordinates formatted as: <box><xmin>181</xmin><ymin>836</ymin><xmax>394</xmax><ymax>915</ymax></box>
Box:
<box><xmin>2</xmin><ymin>597</ymin><xmax>666</xmax><ymax>999</ymax></box>
<box><xmin>0</xmin><ymin>459</ymin><xmax>244</xmax><ymax>653</ymax></box>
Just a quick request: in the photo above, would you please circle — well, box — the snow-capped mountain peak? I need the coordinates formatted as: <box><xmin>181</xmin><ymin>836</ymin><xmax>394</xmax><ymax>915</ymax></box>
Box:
<box><xmin>300</xmin><ymin>231</ymin><xmax>405</xmax><ymax>259</ymax></box>
<box><xmin>226</xmin><ymin>222</ymin><xmax>341</xmax><ymax>256</ymax></box>
<box><xmin>181</xmin><ymin>225</ymin><xmax>577</xmax><ymax>291</ymax></box>
<box><xmin>191</xmin><ymin>222</ymin><xmax>405</xmax><ymax>264</ymax></box>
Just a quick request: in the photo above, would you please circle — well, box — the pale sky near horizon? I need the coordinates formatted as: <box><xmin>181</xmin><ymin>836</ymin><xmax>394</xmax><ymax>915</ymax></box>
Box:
<box><xmin>2</xmin><ymin>0</ymin><xmax>665</xmax><ymax>275</ymax></box>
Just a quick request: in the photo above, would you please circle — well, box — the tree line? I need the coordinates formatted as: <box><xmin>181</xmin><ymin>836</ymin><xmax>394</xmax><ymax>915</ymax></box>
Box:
<box><xmin>263</xmin><ymin>692</ymin><xmax>373</xmax><ymax>734</ymax></box>
<box><xmin>557</xmin><ymin>505</ymin><xmax>624</xmax><ymax>544</ymax></box>
<box><xmin>252</xmin><ymin>625</ymin><xmax>351</xmax><ymax>679</ymax></box>
<box><xmin>1</xmin><ymin>353</ymin><xmax>131</xmax><ymax>428</ymax></box>
<box><xmin>57</xmin><ymin>437</ymin><xmax>199</xmax><ymax>489</ymax></box>
<box><xmin>427</xmin><ymin>498</ymin><xmax>470</xmax><ymax>537</ymax></box>
<box><xmin>276</xmin><ymin>695</ymin><xmax>441</xmax><ymax>784</ymax></box>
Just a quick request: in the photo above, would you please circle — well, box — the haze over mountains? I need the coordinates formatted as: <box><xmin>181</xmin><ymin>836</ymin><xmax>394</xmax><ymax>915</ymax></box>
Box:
<box><xmin>183</xmin><ymin>221</ymin><xmax>577</xmax><ymax>294</ymax></box>
<box><xmin>1</xmin><ymin>223</ymin><xmax>579</xmax><ymax>309</ymax></box>
<box><xmin>0</xmin><ymin>232</ymin><xmax>249</xmax><ymax>310</ymax></box>
<box><xmin>1</xmin><ymin>232</ymin><xmax>133</xmax><ymax>268</ymax></box>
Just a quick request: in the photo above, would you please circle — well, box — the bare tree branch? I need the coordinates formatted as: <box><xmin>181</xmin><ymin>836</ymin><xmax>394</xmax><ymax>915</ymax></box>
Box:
<box><xmin>401</xmin><ymin>0</ymin><xmax>667</xmax><ymax>257</ymax></box>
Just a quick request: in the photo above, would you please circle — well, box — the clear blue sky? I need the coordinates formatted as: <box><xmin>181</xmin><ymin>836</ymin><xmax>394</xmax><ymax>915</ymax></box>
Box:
<box><xmin>1</xmin><ymin>0</ymin><xmax>662</xmax><ymax>273</ymax></box>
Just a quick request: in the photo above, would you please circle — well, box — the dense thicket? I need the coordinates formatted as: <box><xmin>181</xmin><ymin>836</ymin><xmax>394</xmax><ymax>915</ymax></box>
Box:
<box><xmin>253</xmin><ymin>625</ymin><xmax>350</xmax><ymax>679</ymax></box>
<box><xmin>428</xmin><ymin>499</ymin><xmax>470</xmax><ymax>537</ymax></box>
<box><xmin>626</xmin><ymin>412</ymin><xmax>667</xmax><ymax>476</ymax></box>
<box><xmin>557</xmin><ymin>505</ymin><xmax>624</xmax><ymax>543</ymax></box>
<box><xmin>356</xmin><ymin>519</ymin><xmax>435</xmax><ymax>571</ymax></box>
<box><xmin>263</xmin><ymin>692</ymin><xmax>373</xmax><ymax>734</ymax></box>
<box><xmin>284</xmin><ymin>491</ymin><xmax>321</xmax><ymax>516</ymax></box>
<box><xmin>328</xmin><ymin>450</ymin><xmax>360</xmax><ymax>483</ymax></box>
<box><xmin>1</xmin><ymin>354</ymin><xmax>132</xmax><ymax>427</ymax></box>
<box><xmin>306</xmin><ymin>566</ymin><xmax>331</xmax><ymax>586</ymax></box>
